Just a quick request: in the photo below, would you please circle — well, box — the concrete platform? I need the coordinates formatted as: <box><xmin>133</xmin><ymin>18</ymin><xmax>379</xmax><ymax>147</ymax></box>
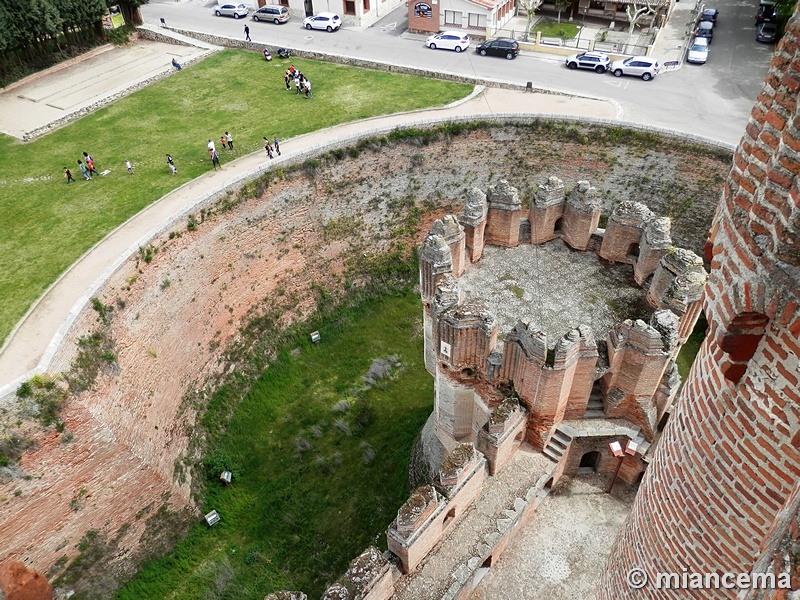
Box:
<box><xmin>0</xmin><ymin>40</ymin><xmax>208</xmax><ymax>140</ymax></box>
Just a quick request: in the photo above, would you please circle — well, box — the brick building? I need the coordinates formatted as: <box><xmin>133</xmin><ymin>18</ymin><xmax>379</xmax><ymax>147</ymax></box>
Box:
<box><xmin>599</xmin><ymin>8</ymin><xmax>800</xmax><ymax>599</ymax></box>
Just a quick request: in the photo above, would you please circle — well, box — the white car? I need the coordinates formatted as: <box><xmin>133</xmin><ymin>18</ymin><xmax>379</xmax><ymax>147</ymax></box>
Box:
<box><xmin>686</xmin><ymin>37</ymin><xmax>709</xmax><ymax>64</ymax></box>
<box><xmin>426</xmin><ymin>31</ymin><xmax>470</xmax><ymax>53</ymax></box>
<box><xmin>303</xmin><ymin>13</ymin><xmax>341</xmax><ymax>31</ymax></box>
<box><xmin>610</xmin><ymin>56</ymin><xmax>660</xmax><ymax>81</ymax></box>
<box><xmin>215</xmin><ymin>3</ymin><xmax>249</xmax><ymax>18</ymax></box>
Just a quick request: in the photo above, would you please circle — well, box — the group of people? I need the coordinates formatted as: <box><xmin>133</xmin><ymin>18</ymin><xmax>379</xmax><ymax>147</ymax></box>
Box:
<box><xmin>64</xmin><ymin>152</ymin><xmax>98</xmax><ymax>183</ymax></box>
<box><xmin>283</xmin><ymin>65</ymin><xmax>313</xmax><ymax>99</ymax></box>
<box><xmin>262</xmin><ymin>136</ymin><xmax>281</xmax><ymax>159</ymax></box>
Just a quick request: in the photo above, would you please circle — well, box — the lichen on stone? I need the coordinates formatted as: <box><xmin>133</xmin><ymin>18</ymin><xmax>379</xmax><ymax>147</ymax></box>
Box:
<box><xmin>440</xmin><ymin>443</ymin><xmax>475</xmax><ymax>480</ymax></box>
<box><xmin>489</xmin><ymin>397</ymin><xmax>520</xmax><ymax>425</ymax></box>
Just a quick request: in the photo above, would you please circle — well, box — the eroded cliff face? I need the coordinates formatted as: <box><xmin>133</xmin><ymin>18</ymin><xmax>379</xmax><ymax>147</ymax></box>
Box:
<box><xmin>0</xmin><ymin>125</ymin><xmax>730</xmax><ymax>592</ymax></box>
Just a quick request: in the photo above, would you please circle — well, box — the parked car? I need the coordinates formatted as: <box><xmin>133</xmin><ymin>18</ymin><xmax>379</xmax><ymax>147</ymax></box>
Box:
<box><xmin>686</xmin><ymin>37</ymin><xmax>710</xmax><ymax>64</ymax></box>
<box><xmin>426</xmin><ymin>31</ymin><xmax>470</xmax><ymax>53</ymax></box>
<box><xmin>475</xmin><ymin>38</ymin><xmax>519</xmax><ymax>59</ymax></box>
<box><xmin>215</xmin><ymin>3</ymin><xmax>249</xmax><ymax>18</ymax></box>
<box><xmin>565</xmin><ymin>51</ymin><xmax>611</xmax><ymax>73</ymax></box>
<box><xmin>699</xmin><ymin>8</ymin><xmax>718</xmax><ymax>22</ymax></box>
<box><xmin>303</xmin><ymin>12</ymin><xmax>341</xmax><ymax>31</ymax></box>
<box><xmin>253</xmin><ymin>5</ymin><xmax>290</xmax><ymax>23</ymax></box>
<box><xmin>610</xmin><ymin>56</ymin><xmax>660</xmax><ymax>80</ymax></box>
<box><xmin>756</xmin><ymin>1</ymin><xmax>777</xmax><ymax>24</ymax></box>
<box><xmin>694</xmin><ymin>20</ymin><xmax>714</xmax><ymax>42</ymax></box>
<box><xmin>756</xmin><ymin>21</ymin><xmax>779</xmax><ymax>42</ymax></box>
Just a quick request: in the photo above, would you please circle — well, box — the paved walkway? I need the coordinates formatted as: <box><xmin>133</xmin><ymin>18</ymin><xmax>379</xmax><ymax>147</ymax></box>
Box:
<box><xmin>0</xmin><ymin>81</ymin><xmax>618</xmax><ymax>392</ymax></box>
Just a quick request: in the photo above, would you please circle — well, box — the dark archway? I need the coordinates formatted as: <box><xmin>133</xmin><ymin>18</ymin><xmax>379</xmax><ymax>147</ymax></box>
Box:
<box><xmin>579</xmin><ymin>451</ymin><xmax>601</xmax><ymax>472</ymax></box>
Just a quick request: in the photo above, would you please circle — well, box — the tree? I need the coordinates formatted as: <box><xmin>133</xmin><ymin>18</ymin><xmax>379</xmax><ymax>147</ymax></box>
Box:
<box><xmin>519</xmin><ymin>0</ymin><xmax>543</xmax><ymax>41</ymax></box>
<box><xmin>625</xmin><ymin>0</ymin><xmax>657</xmax><ymax>36</ymax></box>
<box><xmin>555</xmin><ymin>0</ymin><xmax>571</xmax><ymax>23</ymax></box>
<box><xmin>116</xmin><ymin>0</ymin><xmax>145</xmax><ymax>26</ymax></box>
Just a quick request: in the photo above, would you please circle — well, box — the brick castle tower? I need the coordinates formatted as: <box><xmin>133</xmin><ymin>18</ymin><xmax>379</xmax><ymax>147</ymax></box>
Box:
<box><xmin>600</xmin><ymin>9</ymin><xmax>800</xmax><ymax>599</ymax></box>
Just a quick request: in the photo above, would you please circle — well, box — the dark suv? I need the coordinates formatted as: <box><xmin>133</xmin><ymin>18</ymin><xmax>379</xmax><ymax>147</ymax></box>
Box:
<box><xmin>475</xmin><ymin>38</ymin><xmax>519</xmax><ymax>59</ymax></box>
<box><xmin>756</xmin><ymin>2</ymin><xmax>777</xmax><ymax>24</ymax></box>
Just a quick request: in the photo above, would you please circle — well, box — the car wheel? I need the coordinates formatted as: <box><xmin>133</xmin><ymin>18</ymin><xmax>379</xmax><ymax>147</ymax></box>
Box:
<box><xmin>253</xmin><ymin>15</ymin><xmax>260</xmax><ymax>21</ymax></box>
<box><xmin>595</xmin><ymin>65</ymin><xmax>605</xmax><ymax>73</ymax></box>
<box><xmin>326</xmin><ymin>25</ymin><xmax>332</xmax><ymax>31</ymax></box>
<box><xmin>274</xmin><ymin>18</ymin><xmax>280</xmax><ymax>24</ymax></box>
<box><xmin>479</xmin><ymin>49</ymin><xmax>487</xmax><ymax>56</ymax></box>
<box><xmin>567</xmin><ymin>62</ymin><xmax>577</xmax><ymax>69</ymax></box>
<box><xmin>429</xmin><ymin>43</ymin><xmax>437</xmax><ymax>49</ymax></box>
<box><xmin>215</xmin><ymin>10</ymin><xmax>221</xmax><ymax>16</ymax></box>
<box><xmin>305</xmin><ymin>23</ymin><xmax>312</xmax><ymax>29</ymax></box>
<box><xmin>234</xmin><ymin>13</ymin><xmax>240</xmax><ymax>18</ymax></box>
<box><xmin>455</xmin><ymin>45</ymin><xmax>463</xmax><ymax>53</ymax></box>
<box><xmin>614</xmin><ymin>69</ymin><xmax>623</xmax><ymax>77</ymax></box>
<box><xmin>506</xmin><ymin>52</ymin><xmax>514</xmax><ymax>60</ymax></box>
<box><xmin>642</xmin><ymin>72</ymin><xmax>652</xmax><ymax>81</ymax></box>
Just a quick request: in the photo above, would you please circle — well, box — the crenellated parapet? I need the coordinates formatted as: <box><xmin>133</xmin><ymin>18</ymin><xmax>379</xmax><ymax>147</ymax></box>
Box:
<box><xmin>459</xmin><ymin>187</ymin><xmax>488</xmax><ymax>262</ymax></box>
<box><xmin>476</xmin><ymin>397</ymin><xmax>528</xmax><ymax>475</ymax></box>
<box><xmin>419</xmin><ymin>175</ymin><xmax>707</xmax><ymax>476</ymax></box>
<box><xmin>485</xmin><ymin>180</ymin><xmax>522</xmax><ymax>247</ymax></box>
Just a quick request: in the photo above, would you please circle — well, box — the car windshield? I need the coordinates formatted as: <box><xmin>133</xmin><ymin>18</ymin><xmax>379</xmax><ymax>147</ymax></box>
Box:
<box><xmin>690</xmin><ymin>43</ymin><xmax>707</xmax><ymax>52</ymax></box>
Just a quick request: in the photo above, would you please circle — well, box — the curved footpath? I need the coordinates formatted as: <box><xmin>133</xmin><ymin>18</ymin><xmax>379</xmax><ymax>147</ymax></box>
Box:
<box><xmin>10</xmin><ymin>81</ymin><xmax>732</xmax><ymax>395</ymax></box>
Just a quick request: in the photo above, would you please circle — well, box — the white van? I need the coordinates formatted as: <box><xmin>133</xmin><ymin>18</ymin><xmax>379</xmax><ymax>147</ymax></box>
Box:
<box><xmin>252</xmin><ymin>5</ymin><xmax>290</xmax><ymax>23</ymax></box>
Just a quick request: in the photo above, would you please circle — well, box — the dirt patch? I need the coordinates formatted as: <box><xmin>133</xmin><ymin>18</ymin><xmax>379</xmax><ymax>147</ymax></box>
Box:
<box><xmin>0</xmin><ymin>123</ymin><xmax>730</xmax><ymax>596</ymax></box>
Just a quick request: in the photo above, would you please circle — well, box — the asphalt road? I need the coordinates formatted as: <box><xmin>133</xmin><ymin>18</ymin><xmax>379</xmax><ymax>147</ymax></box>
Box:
<box><xmin>143</xmin><ymin>0</ymin><xmax>773</xmax><ymax>145</ymax></box>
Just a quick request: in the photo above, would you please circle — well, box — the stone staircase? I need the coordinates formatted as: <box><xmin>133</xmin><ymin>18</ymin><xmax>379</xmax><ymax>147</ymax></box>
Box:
<box><xmin>542</xmin><ymin>427</ymin><xmax>573</xmax><ymax>463</ymax></box>
<box><xmin>584</xmin><ymin>388</ymin><xmax>605</xmax><ymax>419</ymax></box>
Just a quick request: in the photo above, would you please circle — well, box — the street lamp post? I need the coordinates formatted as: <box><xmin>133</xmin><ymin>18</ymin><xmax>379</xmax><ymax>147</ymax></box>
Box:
<box><xmin>607</xmin><ymin>439</ymin><xmax>638</xmax><ymax>494</ymax></box>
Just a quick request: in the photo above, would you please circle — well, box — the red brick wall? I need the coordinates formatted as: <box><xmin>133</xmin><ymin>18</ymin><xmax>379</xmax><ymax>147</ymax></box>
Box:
<box><xmin>600</xmin><ymin>10</ymin><xmax>800</xmax><ymax>598</ymax></box>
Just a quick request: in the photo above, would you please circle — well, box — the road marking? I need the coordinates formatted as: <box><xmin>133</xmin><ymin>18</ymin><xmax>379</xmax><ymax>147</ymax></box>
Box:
<box><xmin>604</xmin><ymin>80</ymin><xmax>628</xmax><ymax>89</ymax></box>
<box><xmin>380</xmin><ymin>21</ymin><xmax>397</xmax><ymax>32</ymax></box>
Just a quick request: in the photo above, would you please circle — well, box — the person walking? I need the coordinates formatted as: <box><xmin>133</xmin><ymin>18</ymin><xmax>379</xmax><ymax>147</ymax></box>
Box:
<box><xmin>220</xmin><ymin>135</ymin><xmax>227</xmax><ymax>150</ymax></box>
<box><xmin>263</xmin><ymin>137</ymin><xmax>273</xmax><ymax>159</ymax></box>
<box><xmin>211</xmin><ymin>150</ymin><xmax>221</xmax><ymax>170</ymax></box>
<box><xmin>304</xmin><ymin>78</ymin><xmax>312</xmax><ymax>99</ymax></box>
<box><xmin>244</xmin><ymin>24</ymin><xmax>251</xmax><ymax>41</ymax></box>
<box><xmin>273</xmin><ymin>136</ymin><xmax>281</xmax><ymax>156</ymax></box>
<box><xmin>125</xmin><ymin>160</ymin><xmax>133</xmax><ymax>174</ymax></box>
<box><xmin>284</xmin><ymin>69</ymin><xmax>292</xmax><ymax>91</ymax></box>
<box><xmin>78</xmin><ymin>160</ymin><xmax>92</xmax><ymax>180</ymax></box>
<box><xmin>83</xmin><ymin>152</ymin><xmax>98</xmax><ymax>176</ymax></box>
<box><xmin>226</xmin><ymin>131</ymin><xmax>234</xmax><ymax>150</ymax></box>
<box><xmin>64</xmin><ymin>167</ymin><xmax>76</xmax><ymax>183</ymax></box>
<box><xmin>207</xmin><ymin>139</ymin><xmax>216</xmax><ymax>154</ymax></box>
<box><xmin>167</xmin><ymin>154</ymin><xmax>177</xmax><ymax>175</ymax></box>
<box><xmin>294</xmin><ymin>72</ymin><xmax>301</xmax><ymax>95</ymax></box>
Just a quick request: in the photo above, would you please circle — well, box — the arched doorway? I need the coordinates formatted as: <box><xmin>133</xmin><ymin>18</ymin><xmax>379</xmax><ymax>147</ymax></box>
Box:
<box><xmin>578</xmin><ymin>451</ymin><xmax>600</xmax><ymax>473</ymax></box>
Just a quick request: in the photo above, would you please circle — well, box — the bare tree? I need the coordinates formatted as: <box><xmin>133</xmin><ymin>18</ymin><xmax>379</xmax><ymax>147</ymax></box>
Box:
<box><xmin>625</xmin><ymin>0</ymin><xmax>657</xmax><ymax>36</ymax></box>
<box><xmin>519</xmin><ymin>0</ymin><xmax>543</xmax><ymax>41</ymax></box>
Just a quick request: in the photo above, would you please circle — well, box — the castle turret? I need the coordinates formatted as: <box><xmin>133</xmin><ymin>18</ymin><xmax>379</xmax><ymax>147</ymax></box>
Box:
<box><xmin>634</xmin><ymin>216</ymin><xmax>672</xmax><ymax>285</ymax></box>
<box><xmin>431</xmin><ymin>215</ymin><xmax>466</xmax><ymax>277</ymax></box>
<box><xmin>419</xmin><ymin>232</ymin><xmax>452</xmax><ymax>303</ymax></box>
<box><xmin>484</xmin><ymin>180</ymin><xmax>522</xmax><ymax>247</ymax></box>
<box><xmin>601</xmin><ymin>11</ymin><xmax>800</xmax><ymax>597</ymax></box>
<box><xmin>459</xmin><ymin>187</ymin><xmax>488</xmax><ymax>262</ymax></box>
<box><xmin>562</xmin><ymin>180</ymin><xmax>602</xmax><ymax>250</ymax></box>
<box><xmin>599</xmin><ymin>201</ymin><xmax>654</xmax><ymax>264</ymax></box>
<box><xmin>529</xmin><ymin>176</ymin><xmax>566</xmax><ymax>244</ymax></box>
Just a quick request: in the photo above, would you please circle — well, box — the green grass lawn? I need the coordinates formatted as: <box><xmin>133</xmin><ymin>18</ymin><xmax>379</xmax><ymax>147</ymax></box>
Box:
<box><xmin>0</xmin><ymin>49</ymin><xmax>471</xmax><ymax>347</ymax></box>
<box><xmin>532</xmin><ymin>19</ymin><xmax>580</xmax><ymax>38</ymax></box>
<box><xmin>112</xmin><ymin>289</ymin><xmax>432</xmax><ymax>599</ymax></box>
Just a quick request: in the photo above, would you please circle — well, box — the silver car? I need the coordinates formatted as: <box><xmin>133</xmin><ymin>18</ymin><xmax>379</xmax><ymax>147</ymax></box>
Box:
<box><xmin>686</xmin><ymin>38</ymin><xmax>709</xmax><ymax>64</ymax></box>
<box><xmin>215</xmin><ymin>3</ymin><xmax>249</xmax><ymax>18</ymax></box>
<box><xmin>610</xmin><ymin>56</ymin><xmax>660</xmax><ymax>81</ymax></box>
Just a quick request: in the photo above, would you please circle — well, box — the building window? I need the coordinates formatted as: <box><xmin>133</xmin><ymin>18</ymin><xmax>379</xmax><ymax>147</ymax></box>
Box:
<box><xmin>444</xmin><ymin>10</ymin><xmax>462</xmax><ymax>25</ymax></box>
<box><xmin>467</xmin><ymin>12</ymin><xmax>486</xmax><ymax>28</ymax></box>
<box><xmin>344</xmin><ymin>0</ymin><xmax>355</xmax><ymax>14</ymax></box>
<box><xmin>363</xmin><ymin>0</ymin><xmax>370</xmax><ymax>11</ymax></box>
<box><xmin>589</xmin><ymin>0</ymin><xmax>604</xmax><ymax>9</ymax></box>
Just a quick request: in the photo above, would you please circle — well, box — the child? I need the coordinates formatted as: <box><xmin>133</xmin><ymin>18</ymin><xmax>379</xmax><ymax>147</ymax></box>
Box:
<box><xmin>125</xmin><ymin>160</ymin><xmax>133</xmax><ymax>174</ymax></box>
<box><xmin>220</xmin><ymin>135</ymin><xmax>227</xmax><ymax>150</ymax></box>
<box><xmin>84</xmin><ymin>152</ymin><xmax>98</xmax><ymax>175</ymax></box>
<box><xmin>64</xmin><ymin>167</ymin><xmax>75</xmax><ymax>183</ymax></box>
<box><xmin>304</xmin><ymin>79</ymin><xmax>312</xmax><ymax>99</ymax></box>
<box><xmin>274</xmin><ymin>137</ymin><xmax>281</xmax><ymax>156</ymax></box>
<box><xmin>78</xmin><ymin>160</ymin><xmax>92</xmax><ymax>180</ymax></box>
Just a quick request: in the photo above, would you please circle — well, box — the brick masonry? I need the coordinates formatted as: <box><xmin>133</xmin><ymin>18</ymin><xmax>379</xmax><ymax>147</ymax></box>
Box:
<box><xmin>599</xmin><ymin>9</ymin><xmax>800</xmax><ymax>599</ymax></box>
